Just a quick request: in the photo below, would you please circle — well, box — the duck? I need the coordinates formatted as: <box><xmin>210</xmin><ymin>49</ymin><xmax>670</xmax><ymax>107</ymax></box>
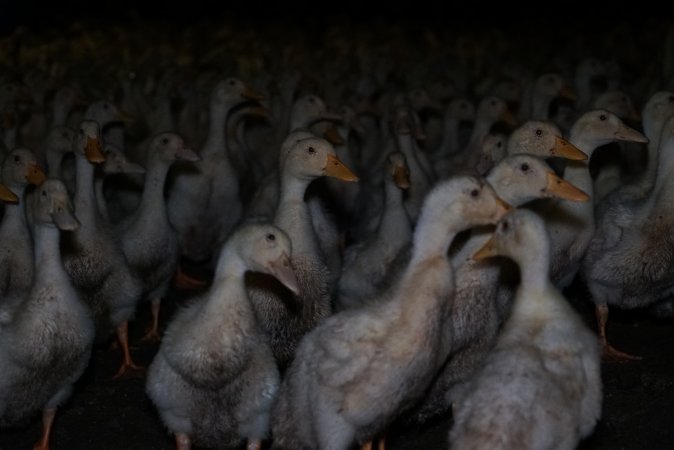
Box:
<box><xmin>114</xmin><ymin>132</ymin><xmax>199</xmax><ymax>342</ymax></box>
<box><xmin>449</xmin><ymin>209</ymin><xmax>602</xmax><ymax>450</ymax></box>
<box><xmin>60</xmin><ymin>119</ymin><xmax>144</xmax><ymax>379</ymax></box>
<box><xmin>0</xmin><ymin>148</ymin><xmax>46</xmax><ymax>298</ymax></box>
<box><xmin>581</xmin><ymin>111</ymin><xmax>674</xmax><ymax>361</ymax></box>
<box><xmin>527</xmin><ymin>109</ymin><xmax>648</xmax><ymax>290</ymax></box>
<box><xmin>166</xmin><ymin>77</ymin><xmax>264</xmax><ymax>272</ymax></box>
<box><xmin>145</xmin><ymin>223</ymin><xmax>299</xmax><ymax>450</ymax></box>
<box><xmin>0</xmin><ymin>178</ymin><xmax>93</xmax><ymax>450</ymax></box>
<box><xmin>246</xmin><ymin>130</ymin><xmax>358</xmax><ymax>371</ymax></box>
<box><xmin>336</xmin><ymin>150</ymin><xmax>412</xmax><ymax>311</ymax></box>
<box><xmin>442</xmin><ymin>95</ymin><xmax>516</xmax><ymax>178</ymax></box>
<box><xmin>270</xmin><ymin>175</ymin><xmax>510</xmax><ymax>450</ymax></box>
<box><xmin>590</xmin><ymin>89</ymin><xmax>643</xmax><ymax>205</ymax></box>
<box><xmin>96</xmin><ymin>143</ymin><xmax>146</xmax><ymax>223</ymax></box>
<box><xmin>406</xmin><ymin>153</ymin><xmax>590</xmax><ymax>425</ymax></box>
<box><xmin>430</xmin><ymin>96</ymin><xmax>476</xmax><ymax>179</ymax></box>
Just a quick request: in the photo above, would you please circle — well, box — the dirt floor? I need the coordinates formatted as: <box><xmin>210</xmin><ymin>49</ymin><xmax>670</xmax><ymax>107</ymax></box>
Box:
<box><xmin>1</xmin><ymin>276</ymin><xmax>672</xmax><ymax>450</ymax></box>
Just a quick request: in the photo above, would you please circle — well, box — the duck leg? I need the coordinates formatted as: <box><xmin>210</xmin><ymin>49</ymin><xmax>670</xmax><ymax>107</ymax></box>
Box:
<box><xmin>595</xmin><ymin>303</ymin><xmax>642</xmax><ymax>361</ymax></box>
<box><xmin>113</xmin><ymin>320</ymin><xmax>145</xmax><ymax>379</ymax></box>
<box><xmin>175</xmin><ymin>432</ymin><xmax>191</xmax><ymax>450</ymax></box>
<box><xmin>246</xmin><ymin>439</ymin><xmax>262</xmax><ymax>450</ymax></box>
<box><xmin>360</xmin><ymin>434</ymin><xmax>386</xmax><ymax>450</ymax></box>
<box><xmin>140</xmin><ymin>298</ymin><xmax>162</xmax><ymax>342</ymax></box>
<box><xmin>32</xmin><ymin>408</ymin><xmax>55</xmax><ymax>450</ymax></box>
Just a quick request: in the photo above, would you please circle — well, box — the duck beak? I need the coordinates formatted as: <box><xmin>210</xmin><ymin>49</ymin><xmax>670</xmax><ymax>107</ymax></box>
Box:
<box><xmin>615</xmin><ymin>123</ymin><xmax>649</xmax><ymax>143</ymax></box>
<box><xmin>393</xmin><ymin>164</ymin><xmax>411</xmax><ymax>189</ymax></box>
<box><xmin>51</xmin><ymin>198</ymin><xmax>80</xmax><ymax>231</ymax></box>
<box><xmin>500</xmin><ymin>109</ymin><xmax>518</xmax><ymax>127</ymax></box>
<box><xmin>85</xmin><ymin>137</ymin><xmax>106</xmax><ymax>164</ymax></box>
<box><xmin>324</xmin><ymin>153</ymin><xmax>359</xmax><ymax>182</ymax></box>
<box><xmin>27</xmin><ymin>163</ymin><xmax>47</xmax><ymax>186</ymax></box>
<box><xmin>560</xmin><ymin>83</ymin><xmax>576</xmax><ymax>101</ymax></box>
<box><xmin>268</xmin><ymin>253</ymin><xmax>300</xmax><ymax>295</ymax></box>
<box><xmin>495</xmin><ymin>197</ymin><xmax>512</xmax><ymax>219</ymax></box>
<box><xmin>551</xmin><ymin>136</ymin><xmax>587</xmax><ymax>160</ymax></box>
<box><xmin>472</xmin><ymin>236</ymin><xmax>497</xmax><ymax>261</ymax></box>
<box><xmin>117</xmin><ymin>108</ymin><xmax>136</xmax><ymax>124</ymax></box>
<box><xmin>176</xmin><ymin>147</ymin><xmax>200</xmax><ymax>162</ymax></box>
<box><xmin>0</xmin><ymin>183</ymin><xmax>19</xmax><ymax>203</ymax></box>
<box><xmin>324</xmin><ymin>125</ymin><xmax>345</xmax><ymax>146</ymax></box>
<box><xmin>242</xmin><ymin>84</ymin><xmax>265</xmax><ymax>101</ymax></box>
<box><xmin>544</xmin><ymin>172</ymin><xmax>590</xmax><ymax>201</ymax></box>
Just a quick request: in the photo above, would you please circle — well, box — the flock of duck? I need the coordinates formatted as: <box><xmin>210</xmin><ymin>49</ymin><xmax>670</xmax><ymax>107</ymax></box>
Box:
<box><xmin>0</xmin><ymin>15</ymin><xmax>673</xmax><ymax>450</ymax></box>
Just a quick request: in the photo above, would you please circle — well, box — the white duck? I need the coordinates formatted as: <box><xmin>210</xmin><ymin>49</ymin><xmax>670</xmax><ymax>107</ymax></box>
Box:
<box><xmin>528</xmin><ymin>109</ymin><xmax>648</xmax><ymax>290</ymax></box>
<box><xmin>449</xmin><ymin>209</ymin><xmax>602</xmax><ymax>450</ymax></box>
<box><xmin>114</xmin><ymin>132</ymin><xmax>199</xmax><ymax>342</ymax></box>
<box><xmin>0</xmin><ymin>148</ymin><xmax>46</xmax><ymax>298</ymax></box>
<box><xmin>60</xmin><ymin>120</ymin><xmax>144</xmax><ymax>379</ymax></box>
<box><xmin>0</xmin><ymin>178</ymin><xmax>93</xmax><ymax>450</ymax></box>
<box><xmin>407</xmin><ymin>153</ymin><xmax>590</xmax><ymax>424</ymax></box>
<box><xmin>581</xmin><ymin>112</ymin><xmax>674</xmax><ymax>361</ymax></box>
<box><xmin>146</xmin><ymin>223</ymin><xmax>299</xmax><ymax>450</ymax></box>
<box><xmin>270</xmin><ymin>175</ymin><xmax>510</xmax><ymax>450</ymax></box>
<box><xmin>246</xmin><ymin>130</ymin><xmax>358</xmax><ymax>371</ymax></box>
<box><xmin>336</xmin><ymin>150</ymin><xmax>412</xmax><ymax>311</ymax></box>
<box><xmin>166</xmin><ymin>77</ymin><xmax>263</xmax><ymax>272</ymax></box>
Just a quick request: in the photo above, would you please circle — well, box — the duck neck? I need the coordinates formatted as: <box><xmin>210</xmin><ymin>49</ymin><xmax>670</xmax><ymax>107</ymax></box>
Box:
<box><xmin>517</xmin><ymin>245</ymin><xmax>550</xmax><ymax>293</ymax></box>
<box><xmin>1</xmin><ymin>184</ymin><xmax>27</xmax><ymax>230</ymax></box>
<box><xmin>74</xmin><ymin>155</ymin><xmax>99</xmax><ymax>224</ymax></box>
<box><xmin>201</xmin><ymin>102</ymin><xmax>229</xmax><ymax>158</ymax></box>
<box><xmin>377</xmin><ymin>180</ymin><xmax>411</xmax><ymax>242</ymax></box>
<box><xmin>34</xmin><ymin>224</ymin><xmax>67</xmax><ymax>279</ymax></box>
<box><xmin>46</xmin><ymin>149</ymin><xmax>65</xmax><ymax>178</ymax></box>
<box><xmin>138</xmin><ymin>160</ymin><xmax>170</xmax><ymax>218</ymax></box>
<box><xmin>410</xmin><ymin>212</ymin><xmax>461</xmax><ymax>267</ymax></box>
<box><xmin>209</xmin><ymin>250</ymin><xmax>247</xmax><ymax>305</ymax></box>
<box><xmin>437</xmin><ymin>115</ymin><xmax>460</xmax><ymax>156</ymax></box>
<box><xmin>274</xmin><ymin>174</ymin><xmax>317</xmax><ymax>256</ymax></box>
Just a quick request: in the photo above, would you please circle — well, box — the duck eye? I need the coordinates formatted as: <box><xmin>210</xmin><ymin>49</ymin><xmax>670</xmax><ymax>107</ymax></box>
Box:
<box><xmin>490</xmin><ymin>99</ymin><xmax>497</xmax><ymax>106</ymax></box>
<box><xmin>501</xmin><ymin>220</ymin><xmax>509</xmax><ymax>231</ymax></box>
<box><xmin>13</xmin><ymin>155</ymin><xmax>20</xmax><ymax>163</ymax></box>
<box><xmin>228</xmin><ymin>80</ymin><xmax>236</xmax><ymax>86</ymax></box>
<box><xmin>79</xmin><ymin>129</ymin><xmax>84</xmax><ymax>135</ymax></box>
<box><xmin>599</xmin><ymin>114</ymin><xmax>607</xmax><ymax>121</ymax></box>
<box><xmin>41</xmin><ymin>189</ymin><xmax>47</xmax><ymax>197</ymax></box>
<box><xmin>520</xmin><ymin>163</ymin><xmax>529</xmax><ymax>171</ymax></box>
<box><xmin>497</xmin><ymin>141</ymin><xmax>502</xmax><ymax>148</ymax></box>
<box><xmin>308</xmin><ymin>97</ymin><xmax>315</xmax><ymax>103</ymax></box>
<box><xmin>470</xmin><ymin>189</ymin><xmax>479</xmax><ymax>198</ymax></box>
<box><xmin>266</xmin><ymin>233</ymin><xmax>276</xmax><ymax>241</ymax></box>
<box><xmin>307</xmin><ymin>146</ymin><xmax>315</xmax><ymax>154</ymax></box>
<box><xmin>162</xmin><ymin>137</ymin><xmax>169</xmax><ymax>145</ymax></box>
<box><xmin>535</xmin><ymin>129</ymin><xmax>542</xmax><ymax>136</ymax></box>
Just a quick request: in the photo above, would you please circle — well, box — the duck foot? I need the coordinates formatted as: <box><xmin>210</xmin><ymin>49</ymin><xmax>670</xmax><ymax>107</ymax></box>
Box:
<box><xmin>602</xmin><ymin>343</ymin><xmax>642</xmax><ymax>362</ymax></box>
<box><xmin>112</xmin><ymin>361</ymin><xmax>146</xmax><ymax>380</ymax></box>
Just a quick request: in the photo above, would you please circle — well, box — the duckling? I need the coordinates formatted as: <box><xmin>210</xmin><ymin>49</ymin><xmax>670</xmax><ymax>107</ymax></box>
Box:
<box><xmin>0</xmin><ymin>178</ymin><xmax>93</xmax><ymax>450</ymax></box>
<box><xmin>0</xmin><ymin>148</ymin><xmax>45</xmax><ymax>298</ymax></box>
<box><xmin>145</xmin><ymin>223</ymin><xmax>299</xmax><ymax>450</ymax></box>
<box><xmin>246</xmin><ymin>130</ymin><xmax>358</xmax><ymax>371</ymax></box>
<box><xmin>271</xmin><ymin>175</ymin><xmax>510</xmax><ymax>450</ymax></box>
<box><xmin>449</xmin><ymin>209</ymin><xmax>602</xmax><ymax>450</ymax></box>
<box><xmin>60</xmin><ymin>120</ymin><xmax>144</xmax><ymax>379</ymax></box>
